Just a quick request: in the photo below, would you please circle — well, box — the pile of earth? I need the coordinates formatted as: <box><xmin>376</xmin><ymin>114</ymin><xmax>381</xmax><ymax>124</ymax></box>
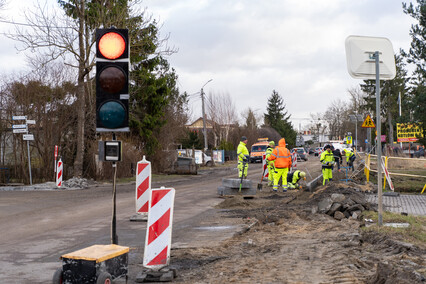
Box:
<box><xmin>170</xmin><ymin>183</ymin><xmax>425</xmax><ymax>283</ymax></box>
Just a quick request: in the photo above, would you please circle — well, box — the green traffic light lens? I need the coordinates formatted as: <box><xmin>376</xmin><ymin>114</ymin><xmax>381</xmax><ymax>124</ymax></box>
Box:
<box><xmin>99</xmin><ymin>66</ymin><xmax>126</xmax><ymax>94</ymax></box>
<box><xmin>98</xmin><ymin>101</ymin><xmax>126</xmax><ymax>129</ymax></box>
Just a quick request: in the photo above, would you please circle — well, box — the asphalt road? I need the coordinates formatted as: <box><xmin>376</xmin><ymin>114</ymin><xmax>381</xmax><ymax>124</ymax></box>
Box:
<box><xmin>0</xmin><ymin>163</ymin><xmax>265</xmax><ymax>283</ymax></box>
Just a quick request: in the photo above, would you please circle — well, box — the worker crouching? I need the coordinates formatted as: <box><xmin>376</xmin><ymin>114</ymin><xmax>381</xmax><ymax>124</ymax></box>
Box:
<box><xmin>268</xmin><ymin>138</ymin><xmax>292</xmax><ymax>192</ymax></box>
<box><xmin>287</xmin><ymin>170</ymin><xmax>306</xmax><ymax>189</ymax></box>
<box><xmin>343</xmin><ymin>148</ymin><xmax>356</xmax><ymax>171</ymax></box>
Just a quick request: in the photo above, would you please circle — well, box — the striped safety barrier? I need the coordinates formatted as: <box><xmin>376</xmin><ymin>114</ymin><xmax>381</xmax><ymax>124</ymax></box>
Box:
<box><xmin>56</xmin><ymin>158</ymin><xmax>63</xmax><ymax>188</ymax></box>
<box><xmin>136</xmin><ymin>156</ymin><xmax>151</xmax><ymax>218</ymax></box>
<box><xmin>292</xmin><ymin>152</ymin><xmax>297</xmax><ymax>171</ymax></box>
<box><xmin>262</xmin><ymin>154</ymin><xmax>269</xmax><ymax>179</ymax></box>
<box><xmin>143</xmin><ymin>187</ymin><xmax>175</xmax><ymax>269</ymax></box>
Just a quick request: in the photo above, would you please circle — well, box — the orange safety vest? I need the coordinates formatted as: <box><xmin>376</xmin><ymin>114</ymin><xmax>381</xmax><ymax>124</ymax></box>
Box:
<box><xmin>268</xmin><ymin>138</ymin><xmax>292</xmax><ymax>168</ymax></box>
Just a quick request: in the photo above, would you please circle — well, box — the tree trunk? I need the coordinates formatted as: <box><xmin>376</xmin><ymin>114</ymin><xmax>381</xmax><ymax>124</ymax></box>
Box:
<box><xmin>73</xmin><ymin>0</ymin><xmax>86</xmax><ymax>177</ymax></box>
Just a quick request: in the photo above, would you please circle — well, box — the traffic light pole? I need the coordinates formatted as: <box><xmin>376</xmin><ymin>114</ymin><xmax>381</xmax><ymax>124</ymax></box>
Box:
<box><xmin>111</xmin><ymin>133</ymin><xmax>118</xmax><ymax>244</ymax></box>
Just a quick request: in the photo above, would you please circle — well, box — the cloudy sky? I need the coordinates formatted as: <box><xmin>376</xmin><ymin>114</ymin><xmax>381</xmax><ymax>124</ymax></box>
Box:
<box><xmin>0</xmin><ymin>0</ymin><xmax>418</xmax><ymax>129</ymax></box>
<box><xmin>142</xmin><ymin>0</ymin><xmax>417</xmax><ymax>128</ymax></box>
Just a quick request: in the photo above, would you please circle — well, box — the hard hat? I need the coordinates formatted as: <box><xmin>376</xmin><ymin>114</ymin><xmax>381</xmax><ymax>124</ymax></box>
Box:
<box><xmin>300</xmin><ymin>171</ymin><xmax>306</xmax><ymax>178</ymax></box>
<box><xmin>241</xmin><ymin>136</ymin><xmax>247</xmax><ymax>141</ymax></box>
<box><xmin>269</xmin><ymin>141</ymin><xmax>275</xmax><ymax>146</ymax></box>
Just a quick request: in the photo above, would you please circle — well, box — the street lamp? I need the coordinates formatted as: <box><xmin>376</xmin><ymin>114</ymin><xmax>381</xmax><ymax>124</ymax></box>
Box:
<box><xmin>349</xmin><ymin>113</ymin><xmax>363</xmax><ymax>151</ymax></box>
<box><xmin>201</xmin><ymin>79</ymin><xmax>213</xmax><ymax>151</ymax></box>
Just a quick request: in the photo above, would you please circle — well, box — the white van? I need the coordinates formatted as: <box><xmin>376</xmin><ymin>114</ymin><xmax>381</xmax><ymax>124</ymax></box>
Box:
<box><xmin>177</xmin><ymin>149</ymin><xmax>212</xmax><ymax>166</ymax></box>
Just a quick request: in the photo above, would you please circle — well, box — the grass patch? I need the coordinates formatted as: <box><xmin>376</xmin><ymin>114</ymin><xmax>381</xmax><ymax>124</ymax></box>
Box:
<box><xmin>367</xmin><ymin>172</ymin><xmax>425</xmax><ymax>193</ymax></box>
<box><xmin>116</xmin><ymin>176</ymin><xmax>136</xmax><ymax>183</ymax></box>
<box><xmin>362</xmin><ymin>210</ymin><xmax>426</xmax><ymax>247</ymax></box>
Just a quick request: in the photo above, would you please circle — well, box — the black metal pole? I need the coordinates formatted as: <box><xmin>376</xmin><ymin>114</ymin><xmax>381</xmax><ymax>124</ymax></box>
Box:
<box><xmin>112</xmin><ymin>133</ymin><xmax>118</xmax><ymax>244</ymax></box>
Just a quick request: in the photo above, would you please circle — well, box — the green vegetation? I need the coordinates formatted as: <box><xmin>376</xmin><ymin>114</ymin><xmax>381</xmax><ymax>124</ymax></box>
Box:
<box><xmin>264</xmin><ymin>90</ymin><xmax>297</xmax><ymax>147</ymax></box>
<box><xmin>362</xmin><ymin>210</ymin><xmax>426</xmax><ymax>247</ymax></box>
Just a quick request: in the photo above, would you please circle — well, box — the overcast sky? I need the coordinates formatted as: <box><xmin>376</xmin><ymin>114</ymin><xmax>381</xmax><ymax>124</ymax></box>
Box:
<box><xmin>142</xmin><ymin>0</ymin><xmax>417</xmax><ymax>129</ymax></box>
<box><xmin>0</xmin><ymin>0</ymin><xmax>418</xmax><ymax>129</ymax></box>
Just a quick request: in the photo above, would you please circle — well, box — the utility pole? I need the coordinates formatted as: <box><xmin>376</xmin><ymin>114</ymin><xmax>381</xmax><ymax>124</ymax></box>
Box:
<box><xmin>201</xmin><ymin>79</ymin><xmax>213</xmax><ymax>151</ymax></box>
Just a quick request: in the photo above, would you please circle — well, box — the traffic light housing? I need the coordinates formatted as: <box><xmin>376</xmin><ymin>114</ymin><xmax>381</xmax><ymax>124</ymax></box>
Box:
<box><xmin>96</xmin><ymin>28</ymin><xmax>130</xmax><ymax>132</ymax></box>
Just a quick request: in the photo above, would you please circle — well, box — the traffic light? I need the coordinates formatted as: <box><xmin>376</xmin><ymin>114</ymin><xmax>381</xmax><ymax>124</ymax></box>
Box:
<box><xmin>96</xmin><ymin>28</ymin><xmax>130</xmax><ymax>132</ymax></box>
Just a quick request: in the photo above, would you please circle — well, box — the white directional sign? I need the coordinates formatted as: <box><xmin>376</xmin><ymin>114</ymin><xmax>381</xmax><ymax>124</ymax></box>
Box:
<box><xmin>12</xmin><ymin>116</ymin><xmax>27</xmax><ymax>120</ymax></box>
<box><xmin>13</xmin><ymin>129</ymin><xmax>28</xmax><ymax>134</ymax></box>
<box><xmin>23</xmin><ymin>134</ymin><xmax>34</xmax><ymax>141</ymax></box>
<box><xmin>26</xmin><ymin>120</ymin><xmax>36</xmax><ymax>125</ymax></box>
<box><xmin>12</xmin><ymin>124</ymin><xmax>27</xmax><ymax>129</ymax></box>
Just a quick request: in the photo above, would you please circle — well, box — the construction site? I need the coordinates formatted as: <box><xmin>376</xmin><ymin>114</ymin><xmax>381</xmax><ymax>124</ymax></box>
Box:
<box><xmin>160</xmin><ymin>151</ymin><xmax>426</xmax><ymax>284</ymax></box>
<box><xmin>0</xmin><ymin>150</ymin><xmax>425</xmax><ymax>283</ymax></box>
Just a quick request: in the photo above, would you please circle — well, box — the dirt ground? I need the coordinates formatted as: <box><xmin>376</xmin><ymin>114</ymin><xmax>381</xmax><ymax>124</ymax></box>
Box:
<box><xmin>169</xmin><ymin>184</ymin><xmax>426</xmax><ymax>284</ymax></box>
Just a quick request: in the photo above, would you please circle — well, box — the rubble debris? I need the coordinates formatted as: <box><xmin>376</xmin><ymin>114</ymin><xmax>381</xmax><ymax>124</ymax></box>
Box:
<box><xmin>62</xmin><ymin>177</ymin><xmax>90</xmax><ymax>189</ymax></box>
<box><xmin>309</xmin><ymin>184</ymin><xmax>376</xmax><ymax>220</ymax></box>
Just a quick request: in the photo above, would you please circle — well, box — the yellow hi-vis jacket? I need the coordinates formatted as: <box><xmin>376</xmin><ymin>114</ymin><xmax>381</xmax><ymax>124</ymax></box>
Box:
<box><xmin>320</xmin><ymin>150</ymin><xmax>334</xmax><ymax>169</ymax></box>
<box><xmin>237</xmin><ymin>141</ymin><xmax>249</xmax><ymax>163</ymax></box>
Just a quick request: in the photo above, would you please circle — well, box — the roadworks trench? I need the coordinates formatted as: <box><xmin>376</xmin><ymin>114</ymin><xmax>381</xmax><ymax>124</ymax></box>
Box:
<box><xmin>170</xmin><ymin>184</ymin><xmax>425</xmax><ymax>283</ymax></box>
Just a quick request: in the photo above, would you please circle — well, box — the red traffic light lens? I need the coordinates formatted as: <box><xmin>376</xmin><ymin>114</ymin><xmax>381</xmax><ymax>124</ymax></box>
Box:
<box><xmin>99</xmin><ymin>32</ymin><xmax>126</xmax><ymax>59</ymax></box>
<box><xmin>98</xmin><ymin>66</ymin><xmax>126</xmax><ymax>94</ymax></box>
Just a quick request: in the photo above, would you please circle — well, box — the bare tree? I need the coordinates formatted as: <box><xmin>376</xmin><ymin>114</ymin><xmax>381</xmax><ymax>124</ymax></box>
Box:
<box><xmin>6</xmin><ymin>1</ymin><xmax>142</xmax><ymax>176</ymax></box>
<box><xmin>322</xmin><ymin>99</ymin><xmax>351</xmax><ymax>140</ymax></box>
<box><xmin>206</xmin><ymin>92</ymin><xmax>238</xmax><ymax>147</ymax></box>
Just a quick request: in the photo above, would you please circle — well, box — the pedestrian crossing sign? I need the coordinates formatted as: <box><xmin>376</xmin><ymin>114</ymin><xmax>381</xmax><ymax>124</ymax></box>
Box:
<box><xmin>361</xmin><ymin>115</ymin><xmax>375</xmax><ymax>128</ymax></box>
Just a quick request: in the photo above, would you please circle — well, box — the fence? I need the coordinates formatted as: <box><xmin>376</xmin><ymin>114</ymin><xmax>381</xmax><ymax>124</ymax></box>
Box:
<box><xmin>363</xmin><ymin>153</ymin><xmax>426</xmax><ymax>192</ymax></box>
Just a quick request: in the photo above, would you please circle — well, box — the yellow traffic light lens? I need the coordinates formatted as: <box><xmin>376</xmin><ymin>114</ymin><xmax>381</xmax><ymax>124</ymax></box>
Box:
<box><xmin>99</xmin><ymin>32</ymin><xmax>126</xmax><ymax>59</ymax></box>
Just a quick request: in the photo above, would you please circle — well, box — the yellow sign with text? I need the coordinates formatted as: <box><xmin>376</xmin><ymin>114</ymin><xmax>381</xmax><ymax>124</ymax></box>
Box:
<box><xmin>396</xmin><ymin>123</ymin><xmax>423</xmax><ymax>142</ymax></box>
<box><xmin>361</xmin><ymin>115</ymin><xmax>375</xmax><ymax>128</ymax></box>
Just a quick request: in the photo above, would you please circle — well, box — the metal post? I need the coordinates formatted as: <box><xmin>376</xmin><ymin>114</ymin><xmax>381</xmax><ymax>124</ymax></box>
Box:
<box><xmin>398</xmin><ymin>92</ymin><xmax>403</xmax><ymax>149</ymax></box>
<box><xmin>200</xmin><ymin>79</ymin><xmax>212</xmax><ymax>151</ymax></box>
<box><xmin>201</xmin><ymin>88</ymin><xmax>208</xmax><ymax>152</ymax></box>
<box><xmin>111</xmin><ymin>133</ymin><xmax>118</xmax><ymax>244</ymax></box>
<box><xmin>355</xmin><ymin>116</ymin><xmax>358</xmax><ymax>151</ymax></box>
<box><xmin>375</xmin><ymin>51</ymin><xmax>383</xmax><ymax>226</ymax></box>
<box><xmin>367</xmin><ymin>127</ymin><xmax>371</xmax><ymax>153</ymax></box>
<box><xmin>27</xmin><ymin>139</ymin><xmax>32</xmax><ymax>185</ymax></box>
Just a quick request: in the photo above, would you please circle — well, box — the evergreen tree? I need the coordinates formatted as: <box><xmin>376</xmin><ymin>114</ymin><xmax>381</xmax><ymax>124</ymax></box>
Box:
<box><xmin>180</xmin><ymin>131</ymin><xmax>203</xmax><ymax>149</ymax></box>
<box><xmin>245</xmin><ymin>108</ymin><xmax>257</xmax><ymax>130</ymax></box>
<box><xmin>402</xmin><ymin>0</ymin><xmax>426</xmax><ymax>146</ymax></box>
<box><xmin>264</xmin><ymin>90</ymin><xmax>297</xmax><ymax>147</ymax></box>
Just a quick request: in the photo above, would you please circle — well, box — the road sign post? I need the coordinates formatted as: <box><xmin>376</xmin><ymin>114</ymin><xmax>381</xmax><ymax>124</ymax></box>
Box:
<box><xmin>12</xmin><ymin>115</ymin><xmax>34</xmax><ymax>185</ymax></box>
<box><xmin>345</xmin><ymin>35</ymin><xmax>396</xmax><ymax>226</ymax></box>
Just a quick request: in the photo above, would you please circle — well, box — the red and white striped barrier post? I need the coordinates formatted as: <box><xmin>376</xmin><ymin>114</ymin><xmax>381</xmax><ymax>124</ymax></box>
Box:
<box><xmin>262</xmin><ymin>154</ymin><xmax>269</xmax><ymax>181</ymax></box>
<box><xmin>54</xmin><ymin>145</ymin><xmax>58</xmax><ymax>181</ymax></box>
<box><xmin>291</xmin><ymin>152</ymin><xmax>297</xmax><ymax>171</ymax></box>
<box><xmin>56</xmin><ymin>158</ymin><xmax>63</xmax><ymax>188</ymax></box>
<box><xmin>130</xmin><ymin>156</ymin><xmax>151</xmax><ymax>221</ymax></box>
<box><xmin>143</xmin><ymin>187</ymin><xmax>175</xmax><ymax>269</ymax></box>
<box><xmin>381</xmin><ymin>158</ymin><xmax>394</xmax><ymax>191</ymax></box>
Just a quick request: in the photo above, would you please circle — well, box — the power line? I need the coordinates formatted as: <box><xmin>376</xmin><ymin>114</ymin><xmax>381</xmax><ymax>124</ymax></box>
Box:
<box><xmin>0</xmin><ymin>19</ymin><xmax>72</xmax><ymax>29</ymax></box>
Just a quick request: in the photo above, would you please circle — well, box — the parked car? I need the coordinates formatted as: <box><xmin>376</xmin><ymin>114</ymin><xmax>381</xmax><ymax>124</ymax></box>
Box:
<box><xmin>308</xmin><ymin>148</ymin><xmax>315</xmax><ymax>155</ymax></box>
<box><xmin>292</xmin><ymin>147</ymin><xmax>308</xmax><ymax>161</ymax></box>
<box><xmin>177</xmin><ymin>149</ymin><xmax>212</xmax><ymax>166</ymax></box>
